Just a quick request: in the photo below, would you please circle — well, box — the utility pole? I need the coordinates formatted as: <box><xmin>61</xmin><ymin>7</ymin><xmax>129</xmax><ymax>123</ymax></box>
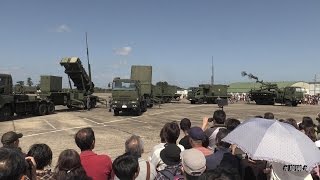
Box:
<box><xmin>314</xmin><ymin>74</ymin><xmax>317</xmax><ymax>96</ymax></box>
<box><xmin>211</xmin><ymin>56</ymin><xmax>214</xmax><ymax>85</ymax></box>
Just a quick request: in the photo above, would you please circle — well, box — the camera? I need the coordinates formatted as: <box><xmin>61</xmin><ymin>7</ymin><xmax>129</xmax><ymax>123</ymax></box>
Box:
<box><xmin>208</xmin><ymin>118</ymin><xmax>214</xmax><ymax>122</ymax></box>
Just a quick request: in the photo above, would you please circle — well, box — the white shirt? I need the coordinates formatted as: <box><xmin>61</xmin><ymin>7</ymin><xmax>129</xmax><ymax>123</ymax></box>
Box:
<box><xmin>148</xmin><ymin>143</ymin><xmax>185</xmax><ymax>171</ymax></box>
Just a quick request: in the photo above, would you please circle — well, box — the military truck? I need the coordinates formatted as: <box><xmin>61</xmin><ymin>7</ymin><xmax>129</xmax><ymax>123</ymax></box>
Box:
<box><xmin>110</xmin><ymin>65</ymin><xmax>152</xmax><ymax>116</ymax></box>
<box><xmin>187</xmin><ymin>84</ymin><xmax>230</xmax><ymax>104</ymax></box>
<box><xmin>0</xmin><ymin>74</ymin><xmax>54</xmax><ymax>120</ymax></box>
<box><xmin>111</xmin><ymin>77</ymin><xmax>148</xmax><ymax>116</ymax></box>
<box><xmin>153</xmin><ymin>82</ymin><xmax>180</xmax><ymax>103</ymax></box>
<box><xmin>242</xmin><ymin>71</ymin><xmax>304</xmax><ymax>106</ymax></box>
<box><xmin>39</xmin><ymin>57</ymin><xmax>98</xmax><ymax>109</ymax></box>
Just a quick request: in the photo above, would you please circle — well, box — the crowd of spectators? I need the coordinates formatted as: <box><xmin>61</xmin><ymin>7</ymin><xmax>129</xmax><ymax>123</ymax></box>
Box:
<box><xmin>1</xmin><ymin>110</ymin><xmax>320</xmax><ymax>180</ymax></box>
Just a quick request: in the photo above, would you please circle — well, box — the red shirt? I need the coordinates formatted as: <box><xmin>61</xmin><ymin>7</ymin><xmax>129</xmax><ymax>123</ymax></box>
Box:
<box><xmin>80</xmin><ymin>150</ymin><xmax>112</xmax><ymax>180</ymax></box>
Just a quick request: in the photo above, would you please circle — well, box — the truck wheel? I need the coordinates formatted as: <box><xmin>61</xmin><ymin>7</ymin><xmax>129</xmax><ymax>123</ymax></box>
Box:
<box><xmin>135</xmin><ymin>108</ymin><xmax>142</xmax><ymax>116</ymax></box>
<box><xmin>0</xmin><ymin>105</ymin><xmax>12</xmax><ymax>121</ymax></box>
<box><xmin>91</xmin><ymin>99</ymin><xmax>97</xmax><ymax>108</ymax></box>
<box><xmin>285</xmin><ymin>100</ymin><xmax>292</xmax><ymax>106</ymax></box>
<box><xmin>47</xmin><ymin>102</ymin><xmax>55</xmax><ymax>114</ymax></box>
<box><xmin>114</xmin><ymin>110</ymin><xmax>120</xmax><ymax>116</ymax></box>
<box><xmin>190</xmin><ymin>100</ymin><xmax>195</xmax><ymax>104</ymax></box>
<box><xmin>38</xmin><ymin>103</ymin><xmax>47</xmax><ymax>116</ymax></box>
<box><xmin>142</xmin><ymin>105</ymin><xmax>147</xmax><ymax>112</ymax></box>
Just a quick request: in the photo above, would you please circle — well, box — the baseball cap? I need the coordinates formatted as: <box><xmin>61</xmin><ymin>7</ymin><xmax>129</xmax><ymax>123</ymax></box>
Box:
<box><xmin>181</xmin><ymin>149</ymin><xmax>206</xmax><ymax>176</ymax></box>
<box><xmin>188</xmin><ymin>127</ymin><xmax>205</xmax><ymax>140</ymax></box>
<box><xmin>160</xmin><ymin>143</ymin><xmax>181</xmax><ymax>165</ymax></box>
<box><xmin>1</xmin><ymin>131</ymin><xmax>23</xmax><ymax>145</ymax></box>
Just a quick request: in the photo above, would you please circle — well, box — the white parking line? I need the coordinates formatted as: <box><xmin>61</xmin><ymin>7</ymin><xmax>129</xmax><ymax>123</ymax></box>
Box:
<box><xmin>44</xmin><ymin>120</ymin><xmax>56</xmax><ymax>130</ymax></box>
<box><xmin>22</xmin><ymin>104</ymin><xmax>208</xmax><ymax>138</ymax></box>
<box><xmin>82</xmin><ymin>117</ymin><xmax>102</xmax><ymax>125</ymax></box>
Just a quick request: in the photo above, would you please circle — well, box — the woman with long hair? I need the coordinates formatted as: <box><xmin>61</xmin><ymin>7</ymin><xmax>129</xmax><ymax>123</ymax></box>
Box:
<box><xmin>53</xmin><ymin>149</ymin><xmax>91</xmax><ymax>180</ymax></box>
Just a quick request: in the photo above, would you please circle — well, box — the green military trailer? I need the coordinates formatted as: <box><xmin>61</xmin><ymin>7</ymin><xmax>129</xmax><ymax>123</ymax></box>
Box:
<box><xmin>187</xmin><ymin>84</ymin><xmax>230</xmax><ymax>104</ymax></box>
<box><xmin>152</xmin><ymin>82</ymin><xmax>179</xmax><ymax>103</ymax></box>
<box><xmin>0</xmin><ymin>74</ymin><xmax>54</xmax><ymax>120</ymax></box>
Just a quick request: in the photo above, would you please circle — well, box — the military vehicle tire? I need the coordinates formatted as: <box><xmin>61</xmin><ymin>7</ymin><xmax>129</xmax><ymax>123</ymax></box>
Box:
<box><xmin>114</xmin><ymin>109</ymin><xmax>120</xmax><ymax>116</ymax></box>
<box><xmin>0</xmin><ymin>105</ymin><xmax>12</xmax><ymax>121</ymax></box>
<box><xmin>91</xmin><ymin>99</ymin><xmax>97</xmax><ymax>108</ymax></box>
<box><xmin>135</xmin><ymin>108</ymin><xmax>142</xmax><ymax>116</ymax></box>
<box><xmin>38</xmin><ymin>103</ymin><xmax>47</xmax><ymax>116</ymax></box>
<box><xmin>292</xmin><ymin>101</ymin><xmax>298</xmax><ymax>107</ymax></box>
<box><xmin>285</xmin><ymin>100</ymin><xmax>292</xmax><ymax>106</ymax></box>
<box><xmin>141</xmin><ymin>105</ymin><xmax>147</xmax><ymax>112</ymax></box>
<box><xmin>47</xmin><ymin>102</ymin><xmax>55</xmax><ymax>114</ymax></box>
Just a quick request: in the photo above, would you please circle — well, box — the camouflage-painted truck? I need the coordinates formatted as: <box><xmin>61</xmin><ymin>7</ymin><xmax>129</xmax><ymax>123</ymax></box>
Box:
<box><xmin>0</xmin><ymin>74</ymin><xmax>54</xmax><ymax>120</ymax></box>
<box><xmin>39</xmin><ymin>57</ymin><xmax>98</xmax><ymax>109</ymax></box>
<box><xmin>152</xmin><ymin>82</ymin><xmax>180</xmax><ymax>103</ymax></box>
<box><xmin>242</xmin><ymin>71</ymin><xmax>304</xmax><ymax>106</ymax></box>
<box><xmin>187</xmin><ymin>84</ymin><xmax>230</xmax><ymax>104</ymax></box>
<box><xmin>110</xmin><ymin>65</ymin><xmax>151</xmax><ymax>116</ymax></box>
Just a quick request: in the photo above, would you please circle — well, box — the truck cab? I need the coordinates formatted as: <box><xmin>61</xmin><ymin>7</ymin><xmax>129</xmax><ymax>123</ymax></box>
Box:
<box><xmin>111</xmin><ymin>78</ymin><xmax>147</xmax><ymax>116</ymax></box>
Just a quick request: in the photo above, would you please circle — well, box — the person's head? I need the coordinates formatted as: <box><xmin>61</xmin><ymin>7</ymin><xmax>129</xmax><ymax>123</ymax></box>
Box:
<box><xmin>163</xmin><ymin>121</ymin><xmax>180</xmax><ymax>144</ymax></box>
<box><xmin>181</xmin><ymin>149</ymin><xmax>206</xmax><ymax>178</ymax></box>
<box><xmin>213</xmin><ymin>110</ymin><xmax>226</xmax><ymax>124</ymax></box>
<box><xmin>75</xmin><ymin>127</ymin><xmax>95</xmax><ymax>151</ymax></box>
<box><xmin>225</xmin><ymin>118</ymin><xmax>241</xmax><ymax>131</ymax></box>
<box><xmin>0</xmin><ymin>147</ymin><xmax>26</xmax><ymax>180</ymax></box>
<box><xmin>27</xmin><ymin>143</ymin><xmax>52</xmax><ymax>170</ymax></box>
<box><xmin>264</xmin><ymin>112</ymin><xmax>274</xmax><ymax>119</ymax></box>
<box><xmin>284</xmin><ymin>118</ymin><xmax>298</xmax><ymax>129</ymax></box>
<box><xmin>304</xmin><ymin>127</ymin><xmax>317</xmax><ymax>142</ymax></box>
<box><xmin>188</xmin><ymin>127</ymin><xmax>206</xmax><ymax>148</ymax></box>
<box><xmin>216</xmin><ymin>128</ymin><xmax>231</xmax><ymax>148</ymax></box>
<box><xmin>180</xmin><ymin>118</ymin><xmax>191</xmax><ymax>132</ymax></box>
<box><xmin>54</xmin><ymin>149</ymin><xmax>90</xmax><ymax>180</ymax></box>
<box><xmin>125</xmin><ymin>135</ymin><xmax>144</xmax><ymax>158</ymax></box>
<box><xmin>202</xmin><ymin>135</ymin><xmax>209</xmax><ymax>148</ymax></box>
<box><xmin>1</xmin><ymin>131</ymin><xmax>23</xmax><ymax>148</ymax></box>
<box><xmin>202</xmin><ymin>167</ymin><xmax>241</xmax><ymax>180</ymax></box>
<box><xmin>160</xmin><ymin>144</ymin><xmax>181</xmax><ymax>166</ymax></box>
<box><xmin>112</xmin><ymin>153</ymin><xmax>139</xmax><ymax>180</ymax></box>
<box><xmin>302</xmin><ymin>116</ymin><xmax>315</xmax><ymax>128</ymax></box>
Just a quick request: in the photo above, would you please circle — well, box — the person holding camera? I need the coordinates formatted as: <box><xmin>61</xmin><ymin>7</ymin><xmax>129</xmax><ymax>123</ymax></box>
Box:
<box><xmin>201</xmin><ymin>110</ymin><xmax>226</xmax><ymax>150</ymax></box>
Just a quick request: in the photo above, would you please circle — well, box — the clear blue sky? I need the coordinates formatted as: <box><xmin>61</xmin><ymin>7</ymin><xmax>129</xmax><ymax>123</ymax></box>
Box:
<box><xmin>1</xmin><ymin>0</ymin><xmax>320</xmax><ymax>88</ymax></box>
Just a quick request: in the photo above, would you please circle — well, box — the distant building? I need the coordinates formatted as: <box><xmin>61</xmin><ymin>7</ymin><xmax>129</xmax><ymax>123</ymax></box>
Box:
<box><xmin>308</xmin><ymin>82</ymin><xmax>320</xmax><ymax>95</ymax></box>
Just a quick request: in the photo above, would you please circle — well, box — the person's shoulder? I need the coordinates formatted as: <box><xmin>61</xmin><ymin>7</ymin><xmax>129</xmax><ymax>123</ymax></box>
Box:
<box><xmin>177</xmin><ymin>144</ymin><xmax>185</xmax><ymax>151</ymax></box>
<box><xmin>96</xmin><ymin>153</ymin><xmax>112</xmax><ymax>162</ymax></box>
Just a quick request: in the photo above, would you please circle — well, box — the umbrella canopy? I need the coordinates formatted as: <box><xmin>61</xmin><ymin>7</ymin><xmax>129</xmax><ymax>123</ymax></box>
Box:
<box><xmin>222</xmin><ymin>118</ymin><xmax>320</xmax><ymax>172</ymax></box>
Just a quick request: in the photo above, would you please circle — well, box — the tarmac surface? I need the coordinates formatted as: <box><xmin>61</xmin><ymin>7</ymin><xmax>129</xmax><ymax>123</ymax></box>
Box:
<box><xmin>0</xmin><ymin>94</ymin><xmax>319</xmax><ymax>166</ymax></box>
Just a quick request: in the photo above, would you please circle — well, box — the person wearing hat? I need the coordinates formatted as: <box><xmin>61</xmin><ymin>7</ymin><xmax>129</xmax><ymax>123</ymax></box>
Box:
<box><xmin>1</xmin><ymin>131</ymin><xmax>23</xmax><ymax>150</ymax></box>
<box><xmin>181</xmin><ymin>149</ymin><xmax>206</xmax><ymax>179</ymax></box>
<box><xmin>189</xmin><ymin>127</ymin><xmax>213</xmax><ymax>157</ymax></box>
<box><xmin>155</xmin><ymin>144</ymin><xmax>183</xmax><ymax>180</ymax></box>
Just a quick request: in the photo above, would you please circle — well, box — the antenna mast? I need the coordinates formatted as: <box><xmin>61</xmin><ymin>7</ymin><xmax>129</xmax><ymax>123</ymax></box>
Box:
<box><xmin>85</xmin><ymin>32</ymin><xmax>92</xmax><ymax>90</ymax></box>
<box><xmin>211</xmin><ymin>56</ymin><xmax>214</xmax><ymax>85</ymax></box>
